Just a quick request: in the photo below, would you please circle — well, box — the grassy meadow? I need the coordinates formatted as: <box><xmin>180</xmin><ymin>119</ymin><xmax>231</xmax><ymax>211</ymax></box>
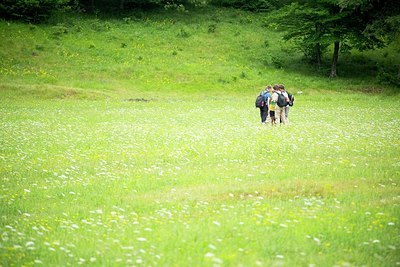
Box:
<box><xmin>1</xmin><ymin>6</ymin><xmax>400</xmax><ymax>267</ymax></box>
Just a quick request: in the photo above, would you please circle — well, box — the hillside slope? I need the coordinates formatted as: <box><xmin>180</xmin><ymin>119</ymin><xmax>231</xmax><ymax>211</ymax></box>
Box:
<box><xmin>0</xmin><ymin>7</ymin><xmax>396</xmax><ymax>99</ymax></box>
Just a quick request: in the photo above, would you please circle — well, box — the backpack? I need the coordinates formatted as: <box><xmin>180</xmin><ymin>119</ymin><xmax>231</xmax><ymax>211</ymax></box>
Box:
<box><xmin>277</xmin><ymin>93</ymin><xmax>287</xmax><ymax>107</ymax></box>
<box><xmin>255</xmin><ymin>94</ymin><xmax>265</xmax><ymax>108</ymax></box>
<box><xmin>287</xmin><ymin>93</ymin><xmax>294</xmax><ymax>107</ymax></box>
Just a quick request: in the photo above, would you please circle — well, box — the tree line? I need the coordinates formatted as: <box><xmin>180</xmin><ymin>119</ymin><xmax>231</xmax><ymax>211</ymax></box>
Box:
<box><xmin>1</xmin><ymin>0</ymin><xmax>399</xmax><ymax>82</ymax></box>
<box><xmin>271</xmin><ymin>0</ymin><xmax>399</xmax><ymax>78</ymax></box>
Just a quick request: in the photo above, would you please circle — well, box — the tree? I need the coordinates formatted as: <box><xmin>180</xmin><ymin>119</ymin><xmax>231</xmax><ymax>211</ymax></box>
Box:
<box><xmin>76</xmin><ymin>0</ymin><xmax>209</xmax><ymax>12</ymax></box>
<box><xmin>363</xmin><ymin>1</ymin><xmax>400</xmax><ymax>83</ymax></box>
<box><xmin>0</xmin><ymin>0</ymin><xmax>70</xmax><ymax>22</ymax></box>
<box><xmin>270</xmin><ymin>3</ymin><xmax>331</xmax><ymax>68</ymax></box>
<box><xmin>272</xmin><ymin>0</ymin><xmax>399</xmax><ymax>78</ymax></box>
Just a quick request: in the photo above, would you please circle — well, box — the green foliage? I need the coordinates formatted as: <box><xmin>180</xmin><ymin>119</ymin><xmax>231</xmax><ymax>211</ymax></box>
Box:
<box><xmin>51</xmin><ymin>23</ymin><xmax>69</xmax><ymax>39</ymax></box>
<box><xmin>207</xmin><ymin>23</ymin><xmax>216</xmax><ymax>33</ymax></box>
<box><xmin>210</xmin><ymin>0</ymin><xmax>290</xmax><ymax>12</ymax></box>
<box><xmin>0</xmin><ymin>0</ymin><xmax>70</xmax><ymax>23</ymax></box>
<box><xmin>90</xmin><ymin>19</ymin><xmax>112</xmax><ymax>31</ymax></box>
<box><xmin>270</xmin><ymin>0</ymin><xmax>400</xmax><ymax>77</ymax></box>
<box><xmin>177</xmin><ymin>27</ymin><xmax>190</xmax><ymax>37</ymax></box>
<box><xmin>376</xmin><ymin>64</ymin><xmax>400</xmax><ymax>87</ymax></box>
<box><xmin>76</xmin><ymin>0</ymin><xmax>209</xmax><ymax>13</ymax></box>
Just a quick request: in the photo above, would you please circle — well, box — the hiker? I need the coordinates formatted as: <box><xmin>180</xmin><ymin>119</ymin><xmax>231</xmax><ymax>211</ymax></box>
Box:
<box><xmin>272</xmin><ymin>84</ymin><xmax>287</xmax><ymax>124</ymax></box>
<box><xmin>285</xmin><ymin>91</ymin><xmax>294</xmax><ymax>123</ymax></box>
<box><xmin>257</xmin><ymin>85</ymin><xmax>271</xmax><ymax>124</ymax></box>
<box><xmin>268</xmin><ymin>87</ymin><xmax>277</xmax><ymax>126</ymax></box>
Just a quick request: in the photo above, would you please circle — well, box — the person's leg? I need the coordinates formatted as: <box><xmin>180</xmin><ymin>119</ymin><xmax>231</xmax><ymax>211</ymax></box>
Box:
<box><xmin>284</xmin><ymin>106</ymin><xmax>289</xmax><ymax>123</ymax></box>
<box><xmin>270</xmin><ymin>111</ymin><xmax>275</xmax><ymax>125</ymax></box>
<box><xmin>280</xmin><ymin>107</ymin><xmax>285</xmax><ymax>123</ymax></box>
<box><xmin>275</xmin><ymin>107</ymin><xmax>281</xmax><ymax>124</ymax></box>
<box><xmin>280</xmin><ymin>107</ymin><xmax>287</xmax><ymax>124</ymax></box>
<box><xmin>275</xmin><ymin>106</ymin><xmax>285</xmax><ymax>124</ymax></box>
<box><xmin>261</xmin><ymin>106</ymin><xmax>267</xmax><ymax>123</ymax></box>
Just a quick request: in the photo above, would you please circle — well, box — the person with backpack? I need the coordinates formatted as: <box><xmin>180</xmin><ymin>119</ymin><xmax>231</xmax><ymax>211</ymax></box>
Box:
<box><xmin>285</xmin><ymin>91</ymin><xmax>294</xmax><ymax>123</ymax></box>
<box><xmin>268</xmin><ymin>87</ymin><xmax>277</xmax><ymax>126</ymax></box>
<box><xmin>255</xmin><ymin>85</ymin><xmax>271</xmax><ymax>124</ymax></box>
<box><xmin>271</xmin><ymin>84</ymin><xmax>287</xmax><ymax>124</ymax></box>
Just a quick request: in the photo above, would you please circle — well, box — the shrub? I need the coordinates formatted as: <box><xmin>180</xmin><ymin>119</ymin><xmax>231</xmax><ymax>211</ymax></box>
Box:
<box><xmin>209</xmin><ymin>0</ymin><xmax>291</xmax><ymax>12</ymax></box>
<box><xmin>208</xmin><ymin>24</ymin><xmax>216</xmax><ymax>33</ymax></box>
<box><xmin>376</xmin><ymin>64</ymin><xmax>400</xmax><ymax>87</ymax></box>
<box><xmin>0</xmin><ymin>0</ymin><xmax>70</xmax><ymax>23</ymax></box>
<box><xmin>90</xmin><ymin>20</ymin><xmax>111</xmax><ymax>32</ymax></box>
<box><xmin>52</xmin><ymin>23</ymin><xmax>69</xmax><ymax>39</ymax></box>
<box><xmin>177</xmin><ymin>28</ymin><xmax>190</xmax><ymax>38</ymax></box>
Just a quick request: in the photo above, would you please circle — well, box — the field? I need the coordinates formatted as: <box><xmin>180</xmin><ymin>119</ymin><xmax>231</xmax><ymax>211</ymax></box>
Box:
<box><xmin>1</xmin><ymin>6</ymin><xmax>400</xmax><ymax>267</ymax></box>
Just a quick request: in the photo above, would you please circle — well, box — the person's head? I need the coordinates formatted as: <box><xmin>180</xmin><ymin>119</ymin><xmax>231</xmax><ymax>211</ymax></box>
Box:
<box><xmin>279</xmin><ymin>84</ymin><xmax>285</xmax><ymax>91</ymax></box>
<box><xmin>266</xmin><ymin>85</ymin><xmax>272</xmax><ymax>91</ymax></box>
<box><xmin>273</xmin><ymin>84</ymin><xmax>279</xmax><ymax>91</ymax></box>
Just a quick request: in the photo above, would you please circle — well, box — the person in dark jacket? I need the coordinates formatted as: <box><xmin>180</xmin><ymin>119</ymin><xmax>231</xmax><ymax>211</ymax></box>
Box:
<box><xmin>259</xmin><ymin>85</ymin><xmax>271</xmax><ymax>124</ymax></box>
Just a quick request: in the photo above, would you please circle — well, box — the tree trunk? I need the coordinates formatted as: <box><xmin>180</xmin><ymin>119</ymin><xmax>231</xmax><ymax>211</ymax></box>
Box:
<box><xmin>315</xmin><ymin>43</ymin><xmax>322</xmax><ymax>69</ymax></box>
<box><xmin>398</xmin><ymin>64</ymin><xmax>400</xmax><ymax>80</ymax></box>
<box><xmin>330</xmin><ymin>41</ymin><xmax>340</xmax><ymax>78</ymax></box>
<box><xmin>314</xmin><ymin>23</ymin><xmax>322</xmax><ymax>69</ymax></box>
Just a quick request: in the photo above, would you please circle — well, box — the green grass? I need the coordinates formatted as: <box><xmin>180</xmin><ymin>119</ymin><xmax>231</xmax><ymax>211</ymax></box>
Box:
<box><xmin>1</xmin><ymin>94</ymin><xmax>399</xmax><ymax>266</ymax></box>
<box><xmin>1</xmin><ymin>6</ymin><xmax>400</xmax><ymax>267</ymax></box>
<box><xmin>1</xmin><ymin>7</ymin><xmax>397</xmax><ymax>96</ymax></box>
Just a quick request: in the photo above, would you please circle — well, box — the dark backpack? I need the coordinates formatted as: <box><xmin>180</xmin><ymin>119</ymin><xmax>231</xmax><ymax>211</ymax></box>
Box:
<box><xmin>287</xmin><ymin>93</ymin><xmax>294</xmax><ymax>107</ymax></box>
<box><xmin>255</xmin><ymin>94</ymin><xmax>265</xmax><ymax>108</ymax></box>
<box><xmin>277</xmin><ymin>93</ymin><xmax>287</xmax><ymax>107</ymax></box>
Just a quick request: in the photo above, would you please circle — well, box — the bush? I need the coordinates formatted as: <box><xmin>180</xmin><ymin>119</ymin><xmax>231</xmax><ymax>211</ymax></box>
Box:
<box><xmin>0</xmin><ymin>0</ymin><xmax>70</xmax><ymax>23</ymax></box>
<box><xmin>210</xmin><ymin>0</ymin><xmax>291</xmax><ymax>12</ymax></box>
<box><xmin>376</xmin><ymin>64</ymin><xmax>400</xmax><ymax>87</ymax></box>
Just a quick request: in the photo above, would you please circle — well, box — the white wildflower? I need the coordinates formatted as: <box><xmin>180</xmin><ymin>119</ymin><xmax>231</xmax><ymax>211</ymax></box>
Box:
<box><xmin>25</xmin><ymin>241</ymin><xmax>35</xmax><ymax>247</ymax></box>
<box><xmin>208</xmin><ymin>244</ymin><xmax>217</xmax><ymax>250</ymax></box>
<box><xmin>213</xmin><ymin>257</ymin><xmax>223</xmax><ymax>264</ymax></box>
<box><xmin>213</xmin><ymin>221</ymin><xmax>221</xmax><ymax>227</ymax></box>
<box><xmin>313</xmin><ymin>237</ymin><xmax>321</xmax><ymax>245</ymax></box>
<box><xmin>204</xmin><ymin>252</ymin><xmax>215</xmax><ymax>258</ymax></box>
